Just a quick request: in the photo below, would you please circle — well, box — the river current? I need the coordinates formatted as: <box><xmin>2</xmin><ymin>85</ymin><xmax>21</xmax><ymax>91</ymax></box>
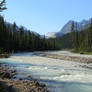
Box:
<box><xmin>0</xmin><ymin>52</ymin><xmax>92</xmax><ymax>92</ymax></box>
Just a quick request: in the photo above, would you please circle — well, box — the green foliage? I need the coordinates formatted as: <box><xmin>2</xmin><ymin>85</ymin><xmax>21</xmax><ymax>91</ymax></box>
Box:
<box><xmin>53</xmin><ymin>19</ymin><xmax>92</xmax><ymax>53</ymax></box>
<box><xmin>0</xmin><ymin>15</ymin><xmax>60</xmax><ymax>52</ymax></box>
<box><xmin>54</xmin><ymin>33</ymin><xmax>72</xmax><ymax>49</ymax></box>
<box><xmin>71</xmin><ymin>19</ymin><xmax>92</xmax><ymax>52</ymax></box>
<box><xmin>0</xmin><ymin>0</ymin><xmax>7</xmax><ymax>12</ymax></box>
<box><xmin>0</xmin><ymin>48</ymin><xmax>5</xmax><ymax>54</ymax></box>
<box><xmin>0</xmin><ymin>82</ymin><xmax>9</xmax><ymax>92</ymax></box>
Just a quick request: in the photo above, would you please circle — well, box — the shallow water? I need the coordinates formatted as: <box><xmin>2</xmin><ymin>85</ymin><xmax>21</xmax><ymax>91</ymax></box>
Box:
<box><xmin>0</xmin><ymin>52</ymin><xmax>92</xmax><ymax>92</ymax></box>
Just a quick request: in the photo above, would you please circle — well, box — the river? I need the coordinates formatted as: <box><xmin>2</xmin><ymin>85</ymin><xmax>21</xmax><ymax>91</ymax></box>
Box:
<box><xmin>0</xmin><ymin>51</ymin><xmax>92</xmax><ymax>92</ymax></box>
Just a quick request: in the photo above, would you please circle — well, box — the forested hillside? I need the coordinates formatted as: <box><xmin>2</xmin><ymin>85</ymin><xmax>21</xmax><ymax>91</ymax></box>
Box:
<box><xmin>0</xmin><ymin>0</ymin><xmax>92</xmax><ymax>54</ymax></box>
<box><xmin>55</xmin><ymin>20</ymin><xmax>92</xmax><ymax>53</ymax></box>
<box><xmin>55</xmin><ymin>33</ymin><xmax>72</xmax><ymax>49</ymax></box>
<box><xmin>71</xmin><ymin>20</ymin><xmax>92</xmax><ymax>52</ymax></box>
<box><xmin>0</xmin><ymin>15</ymin><xmax>60</xmax><ymax>53</ymax></box>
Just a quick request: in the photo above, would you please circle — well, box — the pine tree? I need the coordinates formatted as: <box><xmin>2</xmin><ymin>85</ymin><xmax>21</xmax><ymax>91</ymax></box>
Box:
<box><xmin>75</xmin><ymin>23</ymin><xmax>79</xmax><ymax>49</ymax></box>
<box><xmin>0</xmin><ymin>0</ymin><xmax>7</xmax><ymax>12</ymax></box>
<box><xmin>90</xmin><ymin>19</ymin><xmax>92</xmax><ymax>49</ymax></box>
<box><xmin>0</xmin><ymin>15</ymin><xmax>5</xmax><ymax>48</ymax></box>
<box><xmin>0</xmin><ymin>15</ymin><xmax>60</xmax><ymax>52</ymax></box>
<box><xmin>71</xmin><ymin>21</ymin><xmax>75</xmax><ymax>48</ymax></box>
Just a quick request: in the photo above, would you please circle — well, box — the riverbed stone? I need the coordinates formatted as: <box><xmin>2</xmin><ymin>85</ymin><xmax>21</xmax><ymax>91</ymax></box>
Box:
<box><xmin>0</xmin><ymin>63</ymin><xmax>49</xmax><ymax>92</ymax></box>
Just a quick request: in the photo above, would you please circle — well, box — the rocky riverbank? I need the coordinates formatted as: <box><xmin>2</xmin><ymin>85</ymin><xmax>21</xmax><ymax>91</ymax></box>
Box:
<box><xmin>46</xmin><ymin>54</ymin><xmax>92</xmax><ymax>63</ymax></box>
<box><xmin>34</xmin><ymin>51</ymin><xmax>92</xmax><ymax>63</ymax></box>
<box><xmin>0</xmin><ymin>53</ymin><xmax>12</xmax><ymax>58</ymax></box>
<box><xmin>0</xmin><ymin>63</ymin><xmax>49</xmax><ymax>92</ymax></box>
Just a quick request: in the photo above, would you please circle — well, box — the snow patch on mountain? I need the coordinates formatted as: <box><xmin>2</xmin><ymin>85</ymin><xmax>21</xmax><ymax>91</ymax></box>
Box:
<box><xmin>45</xmin><ymin>32</ymin><xmax>57</xmax><ymax>38</ymax></box>
<box><xmin>45</xmin><ymin>18</ymin><xmax>91</xmax><ymax>38</ymax></box>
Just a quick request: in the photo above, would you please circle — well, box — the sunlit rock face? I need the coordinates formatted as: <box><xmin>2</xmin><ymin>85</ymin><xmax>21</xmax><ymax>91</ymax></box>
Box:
<box><xmin>45</xmin><ymin>19</ymin><xmax>91</xmax><ymax>38</ymax></box>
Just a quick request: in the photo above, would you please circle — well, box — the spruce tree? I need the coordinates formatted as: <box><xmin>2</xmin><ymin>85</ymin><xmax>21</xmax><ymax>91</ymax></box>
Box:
<box><xmin>0</xmin><ymin>0</ymin><xmax>7</xmax><ymax>12</ymax></box>
<box><xmin>71</xmin><ymin>21</ymin><xmax>75</xmax><ymax>48</ymax></box>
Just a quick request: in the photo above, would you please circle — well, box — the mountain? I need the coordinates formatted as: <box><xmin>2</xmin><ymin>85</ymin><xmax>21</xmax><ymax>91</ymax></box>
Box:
<box><xmin>45</xmin><ymin>32</ymin><xmax>57</xmax><ymax>38</ymax></box>
<box><xmin>6</xmin><ymin>22</ymin><xmax>39</xmax><ymax>36</ymax></box>
<box><xmin>45</xmin><ymin>19</ymin><xmax>91</xmax><ymax>38</ymax></box>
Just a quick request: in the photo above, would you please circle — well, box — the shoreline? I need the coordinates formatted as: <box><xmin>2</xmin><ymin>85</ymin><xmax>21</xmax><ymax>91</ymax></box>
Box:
<box><xmin>0</xmin><ymin>53</ymin><xmax>12</xmax><ymax>58</ymax></box>
<box><xmin>0</xmin><ymin>63</ymin><xmax>49</xmax><ymax>92</ymax></box>
<box><xmin>0</xmin><ymin>51</ymin><xmax>92</xmax><ymax>92</ymax></box>
<box><xmin>34</xmin><ymin>51</ymin><xmax>92</xmax><ymax>63</ymax></box>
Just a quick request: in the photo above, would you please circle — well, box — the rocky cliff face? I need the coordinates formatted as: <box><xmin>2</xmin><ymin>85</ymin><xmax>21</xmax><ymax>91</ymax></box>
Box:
<box><xmin>45</xmin><ymin>19</ymin><xmax>91</xmax><ymax>38</ymax></box>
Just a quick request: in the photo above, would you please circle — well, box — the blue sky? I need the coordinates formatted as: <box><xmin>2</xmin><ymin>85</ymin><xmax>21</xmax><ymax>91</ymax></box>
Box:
<box><xmin>2</xmin><ymin>0</ymin><xmax>92</xmax><ymax>35</ymax></box>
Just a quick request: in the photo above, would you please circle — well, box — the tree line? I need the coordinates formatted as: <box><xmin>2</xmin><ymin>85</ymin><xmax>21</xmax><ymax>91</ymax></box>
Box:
<box><xmin>0</xmin><ymin>0</ymin><xmax>60</xmax><ymax>53</ymax></box>
<box><xmin>0</xmin><ymin>15</ymin><xmax>60</xmax><ymax>53</ymax></box>
<box><xmin>71</xmin><ymin>20</ymin><xmax>92</xmax><ymax>52</ymax></box>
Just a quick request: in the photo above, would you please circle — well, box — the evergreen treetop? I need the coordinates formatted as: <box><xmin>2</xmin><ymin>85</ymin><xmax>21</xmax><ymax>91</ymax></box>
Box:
<box><xmin>0</xmin><ymin>0</ymin><xmax>7</xmax><ymax>12</ymax></box>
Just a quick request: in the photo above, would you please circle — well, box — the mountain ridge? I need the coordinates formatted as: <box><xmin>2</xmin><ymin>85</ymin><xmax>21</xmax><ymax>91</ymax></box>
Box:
<box><xmin>45</xmin><ymin>18</ymin><xmax>91</xmax><ymax>38</ymax></box>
